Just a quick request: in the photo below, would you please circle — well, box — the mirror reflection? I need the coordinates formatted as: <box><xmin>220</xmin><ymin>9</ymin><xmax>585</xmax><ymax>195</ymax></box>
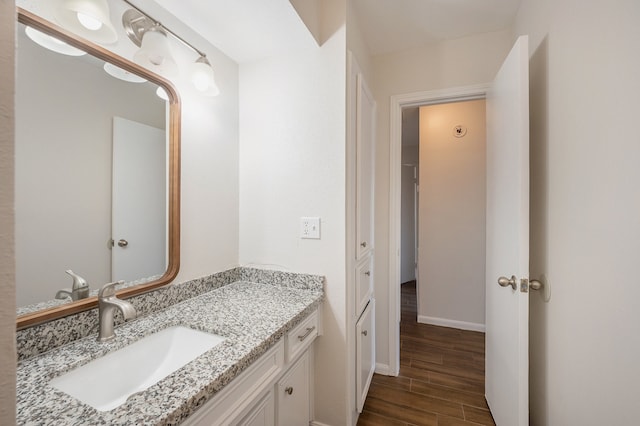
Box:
<box><xmin>16</xmin><ymin>21</ymin><xmax>169</xmax><ymax>313</ymax></box>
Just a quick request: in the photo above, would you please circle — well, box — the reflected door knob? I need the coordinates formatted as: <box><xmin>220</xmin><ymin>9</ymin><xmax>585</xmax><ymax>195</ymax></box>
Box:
<box><xmin>117</xmin><ymin>239</ymin><xmax>129</xmax><ymax>248</ymax></box>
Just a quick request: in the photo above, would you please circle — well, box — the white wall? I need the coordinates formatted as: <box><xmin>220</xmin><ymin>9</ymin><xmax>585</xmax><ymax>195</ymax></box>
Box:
<box><xmin>514</xmin><ymin>0</ymin><xmax>640</xmax><ymax>424</ymax></box>
<box><xmin>371</xmin><ymin>29</ymin><xmax>513</xmax><ymax>367</ymax></box>
<box><xmin>346</xmin><ymin>0</ymin><xmax>373</xmax><ymax>81</ymax></box>
<box><xmin>0</xmin><ymin>0</ymin><xmax>16</xmax><ymax>422</ymax></box>
<box><xmin>15</xmin><ymin>33</ymin><xmax>165</xmax><ymax>306</ymax></box>
<box><xmin>131</xmin><ymin>3</ymin><xmax>242</xmax><ymax>286</ymax></box>
<box><xmin>239</xmin><ymin>2</ymin><xmax>347</xmax><ymax>424</ymax></box>
<box><xmin>418</xmin><ymin>100</ymin><xmax>486</xmax><ymax>329</ymax></box>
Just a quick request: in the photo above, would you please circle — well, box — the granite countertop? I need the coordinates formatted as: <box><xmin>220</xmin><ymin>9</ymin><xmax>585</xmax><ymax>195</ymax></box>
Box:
<box><xmin>16</xmin><ymin>279</ymin><xmax>323</xmax><ymax>425</ymax></box>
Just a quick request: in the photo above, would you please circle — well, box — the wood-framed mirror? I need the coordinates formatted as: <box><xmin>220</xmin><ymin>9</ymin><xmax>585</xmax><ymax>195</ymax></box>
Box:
<box><xmin>16</xmin><ymin>7</ymin><xmax>180</xmax><ymax>330</ymax></box>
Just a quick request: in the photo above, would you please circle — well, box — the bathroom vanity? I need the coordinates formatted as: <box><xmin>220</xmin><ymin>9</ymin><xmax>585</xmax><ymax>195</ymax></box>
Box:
<box><xmin>16</xmin><ymin>269</ymin><xmax>323</xmax><ymax>425</ymax></box>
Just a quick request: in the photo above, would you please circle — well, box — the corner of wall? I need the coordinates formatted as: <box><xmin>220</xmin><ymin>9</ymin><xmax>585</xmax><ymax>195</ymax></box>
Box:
<box><xmin>0</xmin><ymin>0</ymin><xmax>17</xmax><ymax>423</ymax></box>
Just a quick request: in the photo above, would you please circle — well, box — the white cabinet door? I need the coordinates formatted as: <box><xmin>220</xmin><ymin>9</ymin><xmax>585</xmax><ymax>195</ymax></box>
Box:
<box><xmin>355</xmin><ymin>73</ymin><xmax>376</xmax><ymax>260</ymax></box>
<box><xmin>276</xmin><ymin>352</ymin><xmax>310</xmax><ymax>426</ymax></box>
<box><xmin>356</xmin><ymin>299</ymin><xmax>375</xmax><ymax>413</ymax></box>
<box><xmin>355</xmin><ymin>256</ymin><xmax>373</xmax><ymax>319</ymax></box>
<box><xmin>236</xmin><ymin>391</ymin><xmax>274</xmax><ymax>426</ymax></box>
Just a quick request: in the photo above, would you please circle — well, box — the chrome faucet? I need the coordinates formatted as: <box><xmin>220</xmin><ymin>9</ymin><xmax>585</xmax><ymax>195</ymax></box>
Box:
<box><xmin>97</xmin><ymin>281</ymin><xmax>137</xmax><ymax>342</ymax></box>
<box><xmin>55</xmin><ymin>270</ymin><xmax>89</xmax><ymax>301</ymax></box>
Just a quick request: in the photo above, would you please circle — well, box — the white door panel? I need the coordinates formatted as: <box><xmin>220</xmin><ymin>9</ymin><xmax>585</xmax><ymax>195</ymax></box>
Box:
<box><xmin>112</xmin><ymin>117</ymin><xmax>166</xmax><ymax>282</ymax></box>
<box><xmin>485</xmin><ymin>35</ymin><xmax>530</xmax><ymax>426</ymax></box>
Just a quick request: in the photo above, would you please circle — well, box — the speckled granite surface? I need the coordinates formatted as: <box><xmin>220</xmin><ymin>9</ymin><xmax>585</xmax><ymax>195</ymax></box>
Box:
<box><xmin>16</xmin><ymin>274</ymin><xmax>323</xmax><ymax>425</ymax></box>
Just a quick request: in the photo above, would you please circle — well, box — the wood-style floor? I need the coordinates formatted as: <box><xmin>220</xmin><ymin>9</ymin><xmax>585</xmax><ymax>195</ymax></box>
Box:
<box><xmin>357</xmin><ymin>281</ymin><xmax>496</xmax><ymax>426</ymax></box>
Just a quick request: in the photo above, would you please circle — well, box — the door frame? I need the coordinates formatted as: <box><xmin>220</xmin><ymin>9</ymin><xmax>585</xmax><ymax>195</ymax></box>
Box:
<box><xmin>387</xmin><ymin>83</ymin><xmax>490</xmax><ymax>375</ymax></box>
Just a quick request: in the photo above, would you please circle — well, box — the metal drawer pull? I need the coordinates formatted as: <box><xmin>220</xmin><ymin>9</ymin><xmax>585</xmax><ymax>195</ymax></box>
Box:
<box><xmin>297</xmin><ymin>326</ymin><xmax>316</xmax><ymax>341</ymax></box>
<box><xmin>285</xmin><ymin>386</ymin><xmax>293</xmax><ymax>395</ymax></box>
<box><xmin>364</xmin><ymin>271</ymin><xmax>371</xmax><ymax>276</ymax></box>
<box><xmin>360</xmin><ymin>241</ymin><xmax>367</xmax><ymax>248</ymax></box>
<box><xmin>361</xmin><ymin>330</ymin><xmax>368</xmax><ymax>336</ymax></box>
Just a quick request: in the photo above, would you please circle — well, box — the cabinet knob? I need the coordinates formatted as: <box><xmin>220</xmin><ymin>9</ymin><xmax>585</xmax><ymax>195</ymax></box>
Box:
<box><xmin>285</xmin><ymin>386</ymin><xmax>294</xmax><ymax>395</ymax></box>
<box><xmin>364</xmin><ymin>271</ymin><xmax>370</xmax><ymax>276</ymax></box>
<box><xmin>360</xmin><ymin>241</ymin><xmax>367</xmax><ymax>248</ymax></box>
<box><xmin>361</xmin><ymin>330</ymin><xmax>368</xmax><ymax>336</ymax></box>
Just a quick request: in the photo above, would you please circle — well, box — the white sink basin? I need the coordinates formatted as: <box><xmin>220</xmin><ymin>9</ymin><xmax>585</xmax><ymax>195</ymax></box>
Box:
<box><xmin>50</xmin><ymin>326</ymin><xmax>225</xmax><ymax>411</ymax></box>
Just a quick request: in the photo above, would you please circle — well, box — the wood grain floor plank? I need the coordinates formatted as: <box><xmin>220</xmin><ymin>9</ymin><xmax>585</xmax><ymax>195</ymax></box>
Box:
<box><xmin>368</xmin><ymin>385</ymin><xmax>464</xmax><ymax>418</ymax></box>
<box><xmin>462</xmin><ymin>405</ymin><xmax>495</xmax><ymax>425</ymax></box>
<box><xmin>357</xmin><ymin>282</ymin><xmax>495</xmax><ymax>426</ymax></box>
<box><xmin>410</xmin><ymin>379</ymin><xmax>490</xmax><ymax>409</ymax></box>
<box><xmin>363</xmin><ymin>396</ymin><xmax>438</xmax><ymax>426</ymax></box>
<box><xmin>357</xmin><ymin>410</ymin><xmax>411</xmax><ymax>426</ymax></box>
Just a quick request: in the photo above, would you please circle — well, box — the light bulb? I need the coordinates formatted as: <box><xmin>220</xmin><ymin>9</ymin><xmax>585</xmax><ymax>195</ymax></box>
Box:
<box><xmin>77</xmin><ymin>12</ymin><xmax>103</xmax><ymax>31</ymax></box>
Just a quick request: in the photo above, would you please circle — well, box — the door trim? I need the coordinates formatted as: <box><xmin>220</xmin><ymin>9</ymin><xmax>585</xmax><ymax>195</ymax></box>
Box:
<box><xmin>387</xmin><ymin>83</ymin><xmax>490</xmax><ymax>375</ymax></box>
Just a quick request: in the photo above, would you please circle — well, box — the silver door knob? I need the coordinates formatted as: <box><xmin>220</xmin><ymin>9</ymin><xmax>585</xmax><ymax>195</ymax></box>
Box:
<box><xmin>117</xmin><ymin>239</ymin><xmax>129</xmax><ymax>248</ymax></box>
<box><xmin>498</xmin><ymin>275</ymin><xmax>517</xmax><ymax>290</ymax></box>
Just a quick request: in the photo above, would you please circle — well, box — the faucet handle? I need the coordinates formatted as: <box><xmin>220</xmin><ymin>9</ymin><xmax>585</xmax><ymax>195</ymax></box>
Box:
<box><xmin>98</xmin><ymin>280</ymin><xmax>125</xmax><ymax>299</ymax></box>
<box><xmin>65</xmin><ymin>270</ymin><xmax>88</xmax><ymax>290</ymax></box>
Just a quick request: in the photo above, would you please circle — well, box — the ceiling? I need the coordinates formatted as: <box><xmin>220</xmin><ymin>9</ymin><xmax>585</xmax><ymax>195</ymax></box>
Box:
<box><xmin>145</xmin><ymin>0</ymin><xmax>522</xmax><ymax>63</ymax></box>
<box><xmin>150</xmin><ymin>0</ymin><xmax>316</xmax><ymax>64</ymax></box>
<box><xmin>351</xmin><ymin>0</ymin><xmax>523</xmax><ymax>56</ymax></box>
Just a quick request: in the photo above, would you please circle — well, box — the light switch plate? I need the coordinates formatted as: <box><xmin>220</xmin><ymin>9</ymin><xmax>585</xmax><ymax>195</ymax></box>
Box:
<box><xmin>300</xmin><ymin>217</ymin><xmax>321</xmax><ymax>239</ymax></box>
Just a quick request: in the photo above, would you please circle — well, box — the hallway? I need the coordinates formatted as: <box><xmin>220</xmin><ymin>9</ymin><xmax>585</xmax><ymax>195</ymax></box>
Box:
<box><xmin>357</xmin><ymin>282</ymin><xmax>495</xmax><ymax>425</ymax></box>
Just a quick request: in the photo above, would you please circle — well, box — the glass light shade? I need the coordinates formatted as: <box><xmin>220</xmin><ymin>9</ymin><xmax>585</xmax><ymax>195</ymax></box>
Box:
<box><xmin>191</xmin><ymin>57</ymin><xmax>220</xmax><ymax>96</ymax></box>
<box><xmin>25</xmin><ymin>26</ymin><xmax>87</xmax><ymax>56</ymax></box>
<box><xmin>134</xmin><ymin>28</ymin><xmax>178</xmax><ymax>78</ymax></box>
<box><xmin>156</xmin><ymin>86</ymin><xmax>169</xmax><ymax>101</ymax></box>
<box><xmin>55</xmin><ymin>0</ymin><xmax>118</xmax><ymax>44</ymax></box>
<box><xmin>103</xmin><ymin>62</ymin><xmax>147</xmax><ymax>83</ymax></box>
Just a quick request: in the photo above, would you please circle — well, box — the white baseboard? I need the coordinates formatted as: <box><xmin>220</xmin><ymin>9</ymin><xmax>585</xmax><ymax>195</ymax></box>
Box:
<box><xmin>310</xmin><ymin>421</ymin><xmax>333</xmax><ymax>426</ymax></box>
<box><xmin>417</xmin><ymin>315</ymin><xmax>485</xmax><ymax>332</ymax></box>
<box><xmin>374</xmin><ymin>362</ymin><xmax>392</xmax><ymax>376</ymax></box>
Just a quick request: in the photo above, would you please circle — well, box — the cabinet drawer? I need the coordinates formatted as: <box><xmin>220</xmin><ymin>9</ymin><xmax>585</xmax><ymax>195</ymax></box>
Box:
<box><xmin>355</xmin><ymin>256</ymin><xmax>373</xmax><ymax>319</ymax></box>
<box><xmin>285</xmin><ymin>310</ymin><xmax>318</xmax><ymax>363</ymax></box>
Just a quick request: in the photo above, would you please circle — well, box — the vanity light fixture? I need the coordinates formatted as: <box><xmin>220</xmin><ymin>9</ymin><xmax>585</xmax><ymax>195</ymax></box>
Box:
<box><xmin>191</xmin><ymin>55</ymin><xmax>220</xmax><ymax>96</ymax></box>
<box><xmin>121</xmin><ymin>2</ymin><xmax>220</xmax><ymax>96</ymax></box>
<box><xmin>54</xmin><ymin>0</ymin><xmax>118</xmax><ymax>44</ymax></box>
<box><xmin>103</xmin><ymin>62</ymin><xmax>147</xmax><ymax>83</ymax></box>
<box><xmin>24</xmin><ymin>26</ymin><xmax>87</xmax><ymax>56</ymax></box>
<box><xmin>132</xmin><ymin>24</ymin><xmax>179</xmax><ymax>78</ymax></box>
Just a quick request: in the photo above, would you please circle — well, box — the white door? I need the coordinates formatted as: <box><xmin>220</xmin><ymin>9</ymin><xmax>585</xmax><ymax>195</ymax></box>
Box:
<box><xmin>485</xmin><ymin>35</ymin><xmax>530</xmax><ymax>426</ymax></box>
<box><xmin>356</xmin><ymin>299</ymin><xmax>375</xmax><ymax>413</ymax></box>
<box><xmin>112</xmin><ymin>117</ymin><xmax>167</xmax><ymax>282</ymax></box>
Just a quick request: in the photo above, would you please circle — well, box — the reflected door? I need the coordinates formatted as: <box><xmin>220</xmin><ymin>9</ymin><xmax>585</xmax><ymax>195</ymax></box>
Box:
<box><xmin>112</xmin><ymin>117</ymin><xmax>166</xmax><ymax>282</ymax></box>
